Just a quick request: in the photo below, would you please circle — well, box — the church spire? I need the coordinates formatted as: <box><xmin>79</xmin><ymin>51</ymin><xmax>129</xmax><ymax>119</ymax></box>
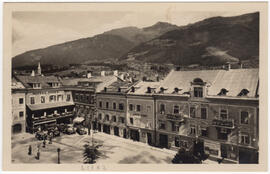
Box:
<box><xmin>37</xmin><ymin>62</ymin><xmax>41</xmax><ymax>75</ymax></box>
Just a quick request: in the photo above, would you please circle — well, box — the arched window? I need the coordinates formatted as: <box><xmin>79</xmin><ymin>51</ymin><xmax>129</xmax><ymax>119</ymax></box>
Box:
<box><xmin>193</xmin><ymin>78</ymin><xmax>204</xmax><ymax>83</ymax></box>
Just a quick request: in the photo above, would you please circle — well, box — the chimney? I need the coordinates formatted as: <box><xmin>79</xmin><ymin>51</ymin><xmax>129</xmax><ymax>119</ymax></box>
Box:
<box><xmin>31</xmin><ymin>70</ymin><xmax>35</xmax><ymax>76</ymax></box>
<box><xmin>113</xmin><ymin>70</ymin><xmax>118</xmax><ymax>76</ymax></box>
<box><xmin>87</xmin><ymin>72</ymin><xmax>92</xmax><ymax>78</ymax></box>
<box><xmin>101</xmin><ymin>71</ymin><xmax>105</xmax><ymax>76</ymax></box>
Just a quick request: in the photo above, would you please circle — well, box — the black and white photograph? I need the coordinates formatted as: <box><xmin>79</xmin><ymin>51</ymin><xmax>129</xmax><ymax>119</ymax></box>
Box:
<box><xmin>2</xmin><ymin>2</ymin><xmax>268</xmax><ymax>172</ymax></box>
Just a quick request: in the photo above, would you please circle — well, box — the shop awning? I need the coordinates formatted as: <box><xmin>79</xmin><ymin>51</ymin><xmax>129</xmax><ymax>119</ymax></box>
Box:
<box><xmin>27</xmin><ymin>102</ymin><xmax>74</xmax><ymax>111</ymax></box>
<box><xmin>73</xmin><ymin>117</ymin><xmax>85</xmax><ymax>123</ymax></box>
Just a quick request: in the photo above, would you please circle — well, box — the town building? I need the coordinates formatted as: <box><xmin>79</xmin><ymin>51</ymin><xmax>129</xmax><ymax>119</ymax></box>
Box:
<box><xmin>95</xmin><ymin>80</ymin><xmax>134</xmax><ymax>138</ymax></box>
<box><xmin>12</xmin><ymin>77</ymin><xmax>26</xmax><ymax>134</ymax></box>
<box><xmin>61</xmin><ymin>71</ymin><xmax>120</xmax><ymax>129</ymax></box>
<box><xmin>154</xmin><ymin>68</ymin><xmax>259</xmax><ymax>164</ymax></box>
<box><xmin>14</xmin><ymin>63</ymin><xmax>75</xmax><ymax>133</ymax></box>
<box><xmin>126</xmin><ymin>81</ymin><xmax>160</xmax><ymax>145</ymax></box>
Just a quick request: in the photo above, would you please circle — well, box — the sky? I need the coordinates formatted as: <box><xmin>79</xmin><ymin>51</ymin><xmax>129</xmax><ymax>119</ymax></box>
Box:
<box><xmin>12</xmin><ymin>10</ymin><xmax>257</xmax><ymax>57</ymax></box>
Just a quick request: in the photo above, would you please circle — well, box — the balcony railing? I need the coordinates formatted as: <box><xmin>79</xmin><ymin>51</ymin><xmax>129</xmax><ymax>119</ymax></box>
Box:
<box><xmin>32</xmin><ymin>111</ymin><xmax>74</xmax><ymax>123</ymax></box>
<box><xmin>166</xmin><ymin>113</ymin><xmax>185</xmax><ymax>121</ymax></box>
<box><xmin>212</xmin><ymin>118</ymin><xmax>234</xmax><ymax>128</ymax></box>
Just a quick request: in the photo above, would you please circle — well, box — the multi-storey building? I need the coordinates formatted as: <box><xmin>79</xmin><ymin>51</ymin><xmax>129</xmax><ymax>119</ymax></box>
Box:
<box><xmin>155</xmin><ymin>68</ymin><xmax>259</xmax><ymax>164</ymax></box>
<box><xmin>96</xmin><ymin>80</ymin><xmax>133</xmax><ymax>138</ymax></box>
<box><xmin>12</xmin><ymin>78</ymin><xmax>26</xmax><ymax>134</ymax></box>
<box><xmin>61</xmin><ymin>72</ymin><xmax>119</xmax><ymax>129</ymax></box>
<box><xmin>14</xmin><ymin>66</ymin><xmax>75</xmax><ymax>133</ymax></box>
<box><xmin>126</xmin><ymin>81</ymin><xmax>160</xmax><ymax>145</ymax></box>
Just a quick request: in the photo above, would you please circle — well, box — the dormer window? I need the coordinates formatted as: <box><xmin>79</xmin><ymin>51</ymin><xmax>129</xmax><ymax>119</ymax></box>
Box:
<box><xmin>218</xmin><ymin>88</ymin><xmax>229</xmax><ymax>96</ymax></box>
<box><xmin>194</xmin><ymin>87</ymin><xmax>203</xmax><ymax>97</ymax></box>
<box><xmin>192</xmin><ymin>78</ymin><xmax>205</xmax><ymax>85</ymax></box>
<box><xmin>159</xmin><ymin>87</ymin><xmax>165</xmax><ymax>93</ymax></box>
<box><xmin>173</xmin><ymin>87</ymin><xmax>181</xmax><ymax>94</ymax></box>
<box><xmin>32</xmin><ymin>83</ymin><xmax>41</xmax><ymax>89</ymax></box>
<box><xmin>238</xmin><ymin>89</ymin><xmax>249</xmax><ymax>96</ymax></box>
<box><xmin>130</xmin><ymin>86</ymin><xmax>135</xmax><ymax>93</ymax></box>
<box><xmin>146</xmin><ymin>87</ymin><xmax>152</xmax><ymax>93</ymax></box>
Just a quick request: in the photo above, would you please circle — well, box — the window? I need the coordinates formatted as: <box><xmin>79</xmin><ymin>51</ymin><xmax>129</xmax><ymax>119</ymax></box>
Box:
<box><xmin>160</xmin><ymin>104</ymin><xmax>165</xmax><ymax>114</ymax></box>
<box><xmin>113</xmin><ymin>102</ymin><xmax>116</xmax><ymax>110</ymax></box>
<box><xmin>220</xmin><ymin>109</ymin><xmax>228</xmax><ymax>120</ymax></box>
<box><xmin>99</xmin><ymin>101</ymin><xmax>102</xmax><ymax>108</ymax></box>
<box><xmin>240</xmin><ymin>134</ymin><xmax>250</xmax><ymax>145</ymax></box>
<box><xmin>201</xmin><ymin>128</ymin><xmax>208</xmax><ymax>137</ymax></box>
<box><xmin>98</xmin><ymin>113</ymin><xmax>102</xmax><ymax>120</ymax></box>
<box><xmin>190</xmin><ymin>107</ymin><xmax>196</xmax><ymax>118</ymax></box>
<box><xmin>19</xmin><ymin>98</ymin><xmax>24</xmax><ymax>104</ymax></box>
<box><xmin>201</xmin><ymin>108</ymin><xmax>207</xmax><ymax>119</ymax></box>
<box><xmin>173</xmin><ymin>105</ymin><xmax>179</xmax><ymax>114</ymax></box>
<box><xmin>241</xmin><ymin>111</ymin><xmax>249</xmax><ymax>124</ymax></box>
<box><xmin>190</xmin><ymin>125</ymin><xmax>196</xmax><ymax>135</ymax></box>
<box><xmin>136</xmin><ymin>105</ymin><xmax>141</xmax><ymax>112</ymax></box>
<box><xmin>112</xmin><ymin>116</ymin><xmax>116</xmax><ymax>122</ymax></box>
<box><xmin>30</xmin><ymin>97</ymin><xmax>35</xmax><ymax>104</ymax></box>
<box><xmin>130</xmin><ymin>118</ymin><xmax>133</xmax><ymax>124</ymax></box>
<box><xmin>66</xmin><ymin>94</ymin><xmax>71</xmax><ymax>101</ymax></box>
<box><xmin>171</xmin><ymin>122</ymin><xmax>179</xmax><ymax>132</ymax></box>
<box><xmin>218</xmin><ymin>128</ymin><xmax>228</xmax><ymax>140</ymax></box>
<box><xmin>147</xmin><ymin>105</ymin><xmax>151</xmax><ymax>112</ymax></box>
<box><xmin>159</xmin><ymin>122</ymin><xmax>166</xmax><ymax>130</ymax></box>
<box><xmin>41</xmin><ymin>96</ymin><xmax>45</xmax><ymax>103</ymax></box>
<box><xmin>119</xmin><ymin>103</ymin><xmax>124</xmax><ymax>110</ymax></box>
<box><xmin>105</xmin><ymin>115</ymin><xmax>110</xmax><ymax>121</ymax></box>
<box><xmin>120</xmin><ymin>117</ymin><xmax>125</xmax><ymax>124</ymax></box>
<box><xmin>57</xmin><ymin>95</ymin><xmax>63</xmax><ymax>101</ymax></box>
<box><xmin>50</xmin><ymin>95</ymin><xmax>56</xmax><ymax>102</ymax></box>
<box><xmin>194</xmin><ymin>87</ymin><xmax>203</xmax><ymax>97</ymax></box>
<box><xmin>175</xmin><ymin>137</ymin><xmax>180</xmax><ymax>147</ymax></box>
<box><xmin>106</xmin><ymin>102</ymin><xmax>109</xmax><ymax>109</ymax></box>
<box><xmin>129</xmin><ymin>104</ymin><xmax>133</xmax><ymax>111</ymax></box>
<box><xmin>19</xmin><ymin>111</ymin><xmax>24</xmax><ymax>117</ymax></box>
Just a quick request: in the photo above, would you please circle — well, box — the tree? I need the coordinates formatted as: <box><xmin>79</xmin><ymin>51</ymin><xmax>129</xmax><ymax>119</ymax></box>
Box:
<box><xmin>172</xmin><ymin>148</ymin><xmax>202</xmax><ymax>164</ymax></box>
<box><xmin>83</xmin><ymin>143</ymin><xmax>101</xmax><ymax>164</ymax></box>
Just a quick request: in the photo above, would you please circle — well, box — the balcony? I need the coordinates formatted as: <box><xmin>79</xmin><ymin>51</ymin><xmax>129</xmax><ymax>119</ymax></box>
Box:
<box><xmin>166</xmin><ymin>113</ymin><xmax>185</xmax><ymax>122</ymax></box>
<box><xmin>32</xmin><ymin>111</ymin><xmax>74</xmax><ymax>123</ymax></box>
<box><xmin>212</xmin><ymin>118</ymin><xmax>234</xmax><ymax>129</ymax></box>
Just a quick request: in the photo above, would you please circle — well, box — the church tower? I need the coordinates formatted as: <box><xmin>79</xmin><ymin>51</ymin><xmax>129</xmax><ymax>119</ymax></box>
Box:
<box><xmin>37</xmin><ymin>62</ymin><xmax>41</xmax><ymax>75</ymax></box>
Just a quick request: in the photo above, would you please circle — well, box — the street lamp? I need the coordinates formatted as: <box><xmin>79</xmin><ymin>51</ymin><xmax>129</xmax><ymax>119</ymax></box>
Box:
<box><xmin>57</xmin><ymin>148</ymin><xmax>61</xmax><ymax>164</ymax></box>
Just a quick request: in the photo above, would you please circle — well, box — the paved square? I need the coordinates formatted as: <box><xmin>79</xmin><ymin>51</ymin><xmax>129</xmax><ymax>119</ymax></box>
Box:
<box><xmin>12</xmin><ymin>132</ymin><xmax>177</xmax><ymax>164</ymax></box>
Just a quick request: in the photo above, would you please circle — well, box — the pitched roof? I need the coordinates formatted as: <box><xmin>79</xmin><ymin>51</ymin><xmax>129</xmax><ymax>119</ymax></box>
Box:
<box><xmin>15</xmin><ymin>75</ymin><xmax>60</xmax><ymax>89</ymax></box>
<box><xmin>158</xmin><ymin>69</ymin><xmax>259</xmax><ymax>97</ymax></box>
<box><xmin>12</xmin><ymin>77</ymin><xmax>25</xmax><ymax>89</ymax></box>
<box><xmin>61</xmin><ymin>76</ymin><xmax>118</xmax><ymax>92</ymax></box>
<box><xmin>128</xmin><ymin>81</ymin><xmax>161</xmax><ymax>95</ymax></box>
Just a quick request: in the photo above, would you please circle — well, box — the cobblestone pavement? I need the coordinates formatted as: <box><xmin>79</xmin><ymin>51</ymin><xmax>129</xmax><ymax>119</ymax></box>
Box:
<box><xmin>11</xmin><ymin>132</ymin><xmax>177</xmax><ymax>164</ymax></box>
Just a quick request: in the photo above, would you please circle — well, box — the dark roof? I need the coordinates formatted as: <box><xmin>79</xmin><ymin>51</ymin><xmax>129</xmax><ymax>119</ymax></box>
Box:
<box><xmin>15</xmin><ymin>75</ymin><xmax>61</xmax><ymax>89</ymax></box>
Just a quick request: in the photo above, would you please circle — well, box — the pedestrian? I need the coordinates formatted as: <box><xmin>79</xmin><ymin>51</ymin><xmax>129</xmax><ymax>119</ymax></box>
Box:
<box><xmin>36</xmin><ymin>146</ymin><xmax>40</xmax><ymax>160</ymax></box>
<box><xmin>43</xmin><ymin>138</ymin><xmax>46</xmax><ymax>148</ymax></box>
<box><xmin>49</xmin><ymin>134</ymin><xmax>52</xmax><ymax>144</ymax></box>
<box><xmin>28</xmin><ymin>145</ymin><xmax>32</xmax><ymax>155</ymax></box>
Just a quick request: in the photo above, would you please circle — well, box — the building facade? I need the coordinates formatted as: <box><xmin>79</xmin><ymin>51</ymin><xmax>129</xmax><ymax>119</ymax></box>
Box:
<box><xmin>126</xmin><ymin>82</ymin><xmax>160</xmax><ymax>145</ymax></box>
<box><xmin>12</xmin><ymin>78</ymin><xmax>26</xmax><ymax>134</ymax></box>
<box><xmin>154</xmin><ymin>68</ymin><xmax>259</xmax><ymax>164</ymax></box>
<box><xmin>14</xmin><ymin>74</ymin><xmax>75</xmax><ymax>133</ymax></box>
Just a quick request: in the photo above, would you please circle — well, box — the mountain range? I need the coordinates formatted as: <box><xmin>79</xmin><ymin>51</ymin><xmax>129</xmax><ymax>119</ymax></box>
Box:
<box><xmin>12</xmin><ymin>12</ymin><xmax>259</xmax><ymax>68</ymax></box>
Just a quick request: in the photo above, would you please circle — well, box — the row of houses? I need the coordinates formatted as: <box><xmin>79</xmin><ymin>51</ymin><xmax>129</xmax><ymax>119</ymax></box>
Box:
<box><xmin>12</xmin><ymin>63</ymin><xmax>259</xmax><ymax>164</ymax></box>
